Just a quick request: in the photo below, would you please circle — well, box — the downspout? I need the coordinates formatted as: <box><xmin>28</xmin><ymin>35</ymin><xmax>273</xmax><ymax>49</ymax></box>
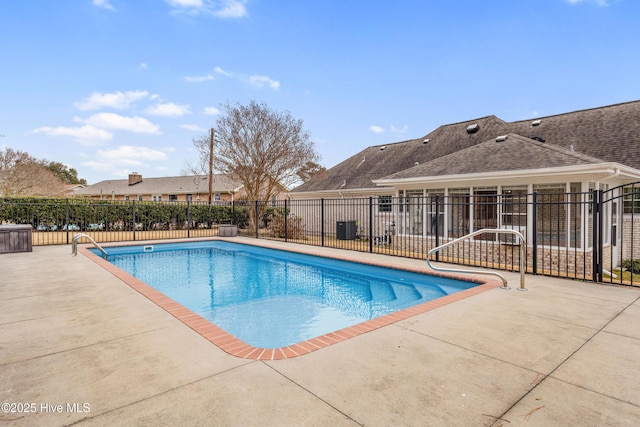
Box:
<box><xmin>603</xmin><ymin>167</ymin><xmax>621</xmax><ymax>182</ymax></box>
<box><xmin>339</xmin><ymin>179</ymin><xmax>346</xmax><ymax>198</ymax></box>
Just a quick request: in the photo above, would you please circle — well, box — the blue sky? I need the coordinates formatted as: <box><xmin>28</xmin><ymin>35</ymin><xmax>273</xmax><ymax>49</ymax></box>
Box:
<box><xmin>1</xmin><ymin>0</ymin><xmax>639</xmax><ymax>184</ymax></box>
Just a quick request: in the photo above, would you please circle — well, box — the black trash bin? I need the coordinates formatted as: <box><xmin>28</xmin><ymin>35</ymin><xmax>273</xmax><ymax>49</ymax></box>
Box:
<box><xmin>336</xmin><ymin>220</ymin><xmax>357</xmax><ymax>240</ymax></box>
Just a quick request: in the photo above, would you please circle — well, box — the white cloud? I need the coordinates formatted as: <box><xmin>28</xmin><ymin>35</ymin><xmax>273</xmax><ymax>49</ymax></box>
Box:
<box><xmin>180</xmin><ymin>124</ymin><xmax>206</xmax><ymax>132</ymax></box>
<box><xmin>249</xmin><ymin>75</ymin><xmax>280</xmax><ymax>89</ymax></box>
<box><xmin>214</xmin><ymin>66</ymin><xmax>233</xmax><ymax>76</ymax></box>
<box><xmin>32</xmin><ymin>125</ymin><xmax>112</xmax><ymax>145</ymax></box>
<box><xmin>390</xmin><ymin>125</ymin><xmax>408</xmax><ymax>133</ymax></box>
<box><xmin>203</xmin><ymin>106</ymin><xmax>220</xmax><ymax>115</ymax></box>
<box><xmin>93</xmin><ymin>0</ymin><xmax>116</xmax><ymax>11</ymax></box>
<box><xmin>210</xmin><ymin>66</ymin><xmax>281</xmax><ymax>90</ymax></box>
<box><xmin>83</xmin><ymin>146</ymin><xmax>170</xmax><ymax>176</ymax></box>
<box><xmin>98</xmin><ymin>146</ymin><xmax>168</xmax><ymax>162</ymax></box>
<box><xmin>567</xmin><ymin>0</ymin><xmax>611</xmax><ymax>6</ymax></box>
<box><xmin>81</xmin><ymin>161</ymin><xmax>128</xmax><ymax>175</ymax></box>
<box><xmin>369</xmin><ymin>124</ymin><xmax>408</xmax><ymax>133</ymax></box>
<box><xmin>216</xmin><ymin>0</ymin><xmax>247</xmax><ymax>18</ymax></box>
<box><xmin>185</xmin><ymin>66</ymin><xmax>236</xmax><ymax>82</ymax></box>
<box><xmin>139</xmin><ymin>62</ymin><xmax>148</xmax><ymax>70</ymax></box>
<box><xmin>185</xmin><ymin>73</ymin><xmax>215</xmax><ymax>83</ymax></box>
<box><xmin>76</xmin><ymin>113</ymin><xmax>161</xmax><ymax>134</ymax></box>
<box><xmin>166</xmin><ymin>0</ymin><xmax>203</xmax><ymax>6</ymax></box>
<box><xmin>145</xmin><ymin>102</ymin><xmax>191</xmax><ymax>117</ymax></box>
<box><xmin>74</xmin><ymin>90</ymin><xmax>149</xmax><ymax>111</ymax></box>
<box><xmin>165</xmin><ymin>0</ymin><xmax>247</xmax><ymax>18</ymax></box>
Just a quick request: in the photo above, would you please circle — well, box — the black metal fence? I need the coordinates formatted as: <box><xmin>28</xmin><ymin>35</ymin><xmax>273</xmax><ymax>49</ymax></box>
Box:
<box><xmin>2</xmin><ymin>184</ymin><xmax>639</xmax><ymax>286</ymax></box>
<box><xmin>0</xmin><ymin>198</ymin><xmax>248</xmax><ymax>245</ymax></box>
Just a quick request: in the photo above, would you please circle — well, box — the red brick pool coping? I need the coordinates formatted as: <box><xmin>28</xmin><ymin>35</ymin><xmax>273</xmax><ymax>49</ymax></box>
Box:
<box><xmin>79</xmin><ymin>238</ymin><xmax>503</xmax><ymax>360</ymax></box>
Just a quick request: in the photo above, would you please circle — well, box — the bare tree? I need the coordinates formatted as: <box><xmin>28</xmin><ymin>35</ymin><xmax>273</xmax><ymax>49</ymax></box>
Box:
<box><xmin>296</xmin><ymin>161</ymin><xmax>327</xmax><ymax>183</ymax></box>
<box><xmin>193</xmin><ymin>100</ymin><xmax>320</xmax><ymax>200</ymax></box>
<box><xmin>191</xmin><ymin>100</ymin><xmax>320</xmax><ymax>230</ymax></box>
<box><xmin>0</xmin><ymin>147</ymin><xmax>66</xmax><ymax>196</ymax></box>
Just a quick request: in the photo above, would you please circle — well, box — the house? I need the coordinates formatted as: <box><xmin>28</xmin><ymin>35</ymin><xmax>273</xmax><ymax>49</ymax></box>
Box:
<box><xmin>291</xmin><ymin>100</ymin><xmax>640</xmax><ymax>198</ymax></box>
<box><xmin>64</xmin><ymin>183</ymin><xmax>86</xmax><ymax>197</ymax></box>
<box><xmin>74</xmin><ymin>173</ymin><xmax>244</xmax><ymax>203</ymax></box>
<box><xmin>290</xmin><ymin>100</ymin><xmax>640</xmax><ymax>271</ymax></box>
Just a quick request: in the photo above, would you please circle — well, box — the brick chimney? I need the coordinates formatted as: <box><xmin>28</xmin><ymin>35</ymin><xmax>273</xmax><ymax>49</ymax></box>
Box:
<box><xmin>128</xmin><ymin>172</ymin><xmax>142</xmax><ymax>186</ymax></box>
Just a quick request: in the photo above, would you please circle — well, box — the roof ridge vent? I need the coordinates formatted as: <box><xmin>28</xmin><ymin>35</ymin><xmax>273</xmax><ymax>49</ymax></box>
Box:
<box><xmin>466</xmin><ymin>123</ymin><xmax>479</xmax><ymax>134</ymax></box>
<box><xmin>531</xmin><ymin>119</ymin><xmax>541</xmax><ymax>126</ymax></box>
<box><xmin>495</xmin><ymin>135</ymin><xmax>509</xmax><ymax>142</ymax></box>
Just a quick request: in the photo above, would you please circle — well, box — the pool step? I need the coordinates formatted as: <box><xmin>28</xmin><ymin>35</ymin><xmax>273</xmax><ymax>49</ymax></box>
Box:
<box><xmin>370</xmin><ymin>283</ymin><xmax>397</xmax><ymax>301</ymax></box>
<box><xmin>391</xmin><ymin>283</ymin><xmax>422</xmax><ymax>301</ymax></box>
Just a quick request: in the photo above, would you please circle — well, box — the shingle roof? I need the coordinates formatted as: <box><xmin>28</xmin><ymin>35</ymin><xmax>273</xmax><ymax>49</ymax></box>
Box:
<box><xmin>74</xmin><ymin>174</ymin><xmax>243</xmax><ymax>196</ymax></box>
<box><xmin>380</xmin><ymin>134</ymin><xmax>608</xmax><ymax>180</ymax></box>
<box><xmin>293</xmin><ymin>115</ymin><xmax>507</xmax><ymax>192</ymax></box>
<box><xmin>291</xmin><ymin>100</ymin><xmax>640</xmax><ymax>192</ymax></box>
<box><xmin>506</xmin><ymin>101</ymin><xmax>640</xmax><ymax>169</ymax></box>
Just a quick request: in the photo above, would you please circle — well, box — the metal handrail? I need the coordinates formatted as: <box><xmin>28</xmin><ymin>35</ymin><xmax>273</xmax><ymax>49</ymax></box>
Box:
<box><xmin>425</xmin><ymin>228</ymin><xmax>526</xmax><ymax>291</ymax></box>
<box><xmin>71</xmin><ymin>233</ymin><xmax>108</xmax><ymax>260</ymax></box>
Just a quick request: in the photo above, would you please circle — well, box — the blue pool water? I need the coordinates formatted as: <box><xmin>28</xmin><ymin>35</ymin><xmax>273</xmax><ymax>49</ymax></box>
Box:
<box><xmin>96</xmin><ymin>241</ymin><xmax>477</xmax><ymax>348</ymax></box>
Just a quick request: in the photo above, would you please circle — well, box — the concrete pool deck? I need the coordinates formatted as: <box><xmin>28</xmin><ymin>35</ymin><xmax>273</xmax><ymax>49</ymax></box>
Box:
<box><xmin>1</xmin><ymin>238</ymin><xmax>639</xmax><ymax>426</ymax></box>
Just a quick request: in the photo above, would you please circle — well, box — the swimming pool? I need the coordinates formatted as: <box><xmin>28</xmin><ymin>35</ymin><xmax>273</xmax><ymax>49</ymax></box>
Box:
<box><xmin>93</xmin><ymin>240</ymin><xmax>481</xmax><ymax>350</ymax></box>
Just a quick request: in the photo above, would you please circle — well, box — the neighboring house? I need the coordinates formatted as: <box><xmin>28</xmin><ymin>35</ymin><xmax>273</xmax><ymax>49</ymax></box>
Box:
<box><xmin>64</xmin><ymin>184</ymin><xmax>86</xmax><ymax>197</ymax></box>
<box><xmin>290</xmin><ymin>100</ymin><xmax>640</xmax><ymax>270</ymax></box>
<box><xmin>74</xmin><ymin>173</ymin><xmax>244</xmax><ymax>203</ymax></box>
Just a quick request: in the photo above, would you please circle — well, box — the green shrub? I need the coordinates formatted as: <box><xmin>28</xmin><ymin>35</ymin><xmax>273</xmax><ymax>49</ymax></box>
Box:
<box><xmin>0</xmin><ymin>197</ymin><xmax>249</xmax><ymax>231</ymax></box>
<box><xmin>622</xmin><ymin>259</ymin><xmax>640</xmax><ymax>274</ymax></box>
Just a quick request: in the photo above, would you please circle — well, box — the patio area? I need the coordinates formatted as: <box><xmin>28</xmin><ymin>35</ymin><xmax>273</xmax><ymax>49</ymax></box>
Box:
<box><xmin>1</xmin><ymin>238</ymin><xmax>639</xmax><ymax>426</ymax></box>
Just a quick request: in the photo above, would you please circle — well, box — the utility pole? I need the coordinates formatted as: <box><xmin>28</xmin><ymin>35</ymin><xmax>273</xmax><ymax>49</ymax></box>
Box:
<box><xmin>208</xmin><ymin>128</ymin><xmax>214</xmax><ymax>204</ymax></box>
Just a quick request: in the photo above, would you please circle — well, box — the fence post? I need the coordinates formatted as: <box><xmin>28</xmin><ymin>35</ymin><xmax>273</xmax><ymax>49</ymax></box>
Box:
<box><xmin>435</xmin><ymin>195</ymin><xmax>440</xmax><ymax>262</ymax></box>
<box><xmin>65</xmin><ymin>198</ymin><xmax>70</xmax><ymax>244</ymax></box>
<box><xmin>532</xmin><ymin>192</ymin><xmax>538</xmax><ymax>274</ymax></box>
<box><xmin>232</xmin><ymin>200</ymin><xmax>236</xmax><ymax>225</ymax></box>
<box><xmin>255</xmin><ymin>200</ymin><xmax>259</xmax><ymax>238</ymax></box>
<box><xmin>132</xmin><ymin>201</ymin><xmax>136</xmax><ymax>241</ymax></box>
<box><xmin>598</xmin><ymin>189</ymin><xmax>604</xmax><ymax>283</ymax></box>
<box><xmin>592</xmin><ymin>189</ymin><xmax>603</xmax><ymax>282</ymax></box>
<box><xmin>321</xmin><ymin>198</ymin><xmax>325</xmax><ymax>247</ymax></box>
<box><xmin>187</xmin><ymin>200</ymin><xmax>191</xmax><ymax>238</ymax></box>
<box><xmin>284</xmin><ymin>199</ymin><xmax>288</xmax><ymax>242</ymax></box>
<box><xmin>369</xmin><ymin>197</ymin><xmax>373</xmax><ymax>253</ymax></box>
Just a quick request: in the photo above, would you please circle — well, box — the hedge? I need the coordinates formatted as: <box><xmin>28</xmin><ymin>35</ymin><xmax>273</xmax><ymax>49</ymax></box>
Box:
<box><xmin>0</xmin><ymin>197</ymin><xmax>249</xmax><ymax>231</ymax></box>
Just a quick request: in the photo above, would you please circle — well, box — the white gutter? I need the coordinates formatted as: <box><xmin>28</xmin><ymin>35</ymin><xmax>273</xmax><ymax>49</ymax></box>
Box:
<box><xmin>289</xmin><ymin>186</ymin><xmax>394</xmax><ymax>199</ymax></box>
<box><xmin>373</xmin><ymin>163</ymin><xmax>640</xmax><ymax>187</ymax></box>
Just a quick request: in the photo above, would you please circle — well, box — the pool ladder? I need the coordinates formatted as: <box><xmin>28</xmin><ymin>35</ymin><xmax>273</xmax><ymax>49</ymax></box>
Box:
<box><xmin>71</xmin><ymin>233</ymin><xmax>109</xmax><ymax>260</ymax></box>
<box><xmin>425</xmin><ymin>228</ymin><xmax>526</xmax><ymax>291</ymax></box>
